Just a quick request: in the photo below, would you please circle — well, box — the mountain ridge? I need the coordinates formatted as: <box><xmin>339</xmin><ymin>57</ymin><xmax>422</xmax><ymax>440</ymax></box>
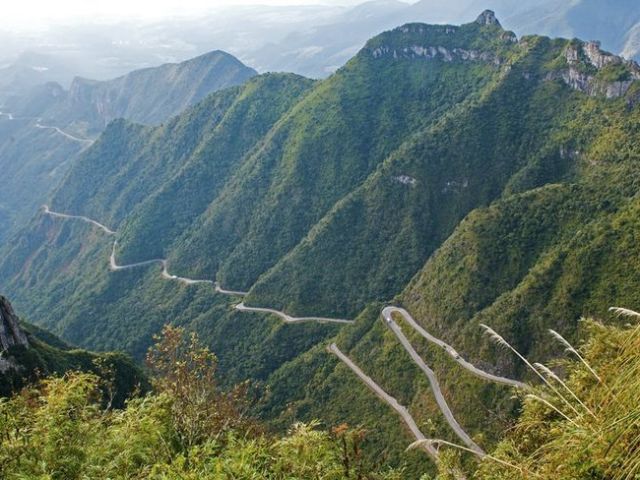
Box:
<box><xmin>0</xmin><ymin>49</ymin><xmax>257</xmax><ymax>247</ymax></box>
<box><xmin>12</xmin><ymin>49</ymin><xmax>257</xmax><ymax>135</ymax></box>
<box><xmin>3</xmin><ymin>13</ymin><xmax>640</xmax><ymax>472</ymax></box>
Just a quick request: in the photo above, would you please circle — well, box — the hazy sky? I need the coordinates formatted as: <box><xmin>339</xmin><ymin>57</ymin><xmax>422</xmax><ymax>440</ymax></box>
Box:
<box><xmin>5</xmin><ymin>0</ymin><xmax>372</xmax><ymax>30</ymax></box>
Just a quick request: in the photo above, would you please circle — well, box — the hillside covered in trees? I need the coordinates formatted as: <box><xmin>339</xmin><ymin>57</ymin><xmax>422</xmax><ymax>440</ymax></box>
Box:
<box><xmin>2</xmin><ymin>11</ymin><xmax>640</xmax><ymax>475</ymax></box>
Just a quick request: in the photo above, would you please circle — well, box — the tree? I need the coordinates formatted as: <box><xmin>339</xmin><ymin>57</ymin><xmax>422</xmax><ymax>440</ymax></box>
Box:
<box><xmin>146</xmin><ymin>325</ymin><xmax>251</xmax><ymax>449</ymax></box>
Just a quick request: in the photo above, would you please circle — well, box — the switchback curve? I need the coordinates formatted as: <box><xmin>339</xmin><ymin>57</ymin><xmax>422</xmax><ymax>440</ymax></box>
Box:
<box><xmin>382</xmin><ymin>307</ymin><xmax>526</xmax><ymax>389</ymax></box>
<box><xmin>35</xmin><ymin>121</ymin><xmax>94</xmax><ymax>145</ymax></box>
<box><xmin>327</xmin><ymin>343</ymin><xmax>439</xmax><ymax>461</ymax></box>
<box><xmin>330</xmin><ymin>307</ymin><xmax>527</xmax><ymax>463</ymax></box>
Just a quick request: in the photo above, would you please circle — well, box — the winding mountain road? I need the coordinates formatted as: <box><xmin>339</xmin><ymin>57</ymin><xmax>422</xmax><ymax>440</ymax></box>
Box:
<box><xmin>44</xmin><ymin>206</ymin><xmax>248</xmax><ymax>295</ymax></box>
<box><xmin>43</xmin><ymin>205</ymin><xmax>116</xmax><ymax>235</ymax></box>
<box><xmin>330</xmin><ymin>308</ymin><xmax>526</xmax><ymax>461</ymax></box>
<box><xmin>328</xmin><ymin>343</ymin><xmax>439</xmax><ymax>461</ymax></box>
<box><xmin>236</xmin><ymin>303</ymin><xmax>352</xmax><ymax>324</ymax></box>
<box><xmin>109</xmin><ymin>243</ymin><xmax>214</xmax><ymax>287</ymax></box>
<box><xmin>109</xmin><ymin>241</ymin><xmax>165</xmax><ymax>271</ymax></box>
<box><xmin>215</xmin><ymin>282</ymin><xmax>249</xmax><ymax>296</ymax></box>
<box><xmin>35</xmin><ymin>120</ymin><xmax>94</xmax><ymax>145</ymax></box>
<box><xmin>42</xmin><ymin>206</ymin><xmax>351</xmax><ymax>324</ymax></box>
<box><xmin>383</xmin><ymin>307</ymin><xmax>526</xmax><ymax>389</ymax></box>
<box><xmin>42</xmin><ymin>205</ymin><xmax>524</xmax><ymax>464</ymax></box>
<box><xmin>0</xmin><ymin>110</ymin><xmax>93</xmax><ymax>145</ymax></box>
<box><xmin>381</xmin><ymin>309</ymin><xmax>484</xmax><ymax>454</ymax></box>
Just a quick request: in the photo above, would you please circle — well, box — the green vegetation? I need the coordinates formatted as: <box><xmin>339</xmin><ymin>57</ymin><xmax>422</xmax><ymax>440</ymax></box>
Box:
<box><xmin>0</xmin><ymin>117</ymin><xmax>85</xmax><ymax>245</ymax></box>
<box><xmin>596</xmin><ymin>62</ymin><xmax>632</xmax><ymax>82</ymax></box>
<box><xmin>0</xmin><ymin>325</ymin><xmax>403</xmax><ymax>480</ymax></box>
<box><xmin>0</xmin><ymin>320</ymin><xmax>146</xmax><ymax>407</ymax></box>
<box><xmin>473</xmin><ymin>312</ymin><xmax>640</xmax><ymax>479</ymax></box>
<box><xmin>0</xmin><ymin>50</ymin><xmax>256</xmax><ymax>248</ymax></box>
<box><xmin>2</xmin><ymin>312</ymin><xmax>636</xmax><ymax>479</ymax></box>
<box><xmin>2</xmin><ymin>14</ymin><xmax>640</xmax><ymax>473</ymax></box>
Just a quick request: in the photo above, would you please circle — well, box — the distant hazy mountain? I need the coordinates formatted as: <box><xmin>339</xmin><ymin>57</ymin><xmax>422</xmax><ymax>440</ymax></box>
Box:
<box><xmin>242</xmin><ymin>0</ymin><xmax>479</xmax><ymax>76</ymax></box>
<box><xmin>1</xmin><ymin>1</ymin><xmax>637</xmax><ymax>85</ymax></box>
<box><xmin>8</xmin><ymin>50</ymin><xmax>256</xmax><ymax>135</ymax></box>
<box><xmin>0</xmin><ymin>4</ymin><xmax>343</xmax><ymax>91</ymax></box>
<box><xmin>0</xmin><ymin>52</ymin><xmax>78</xmax><ymax>101</ymax></box>
<box><xmin>254</xmin><ymin>0</ymin><xmax>640</xmax><ymax>77</ymax></box>
<box><xmin>475</xmin><ymin>0</ymin><xmax>640</xmax><ymax>59</ymax></box>
<box><xmin>0</xmin><ymin>50</ymin><xmax>256</xmax><ymax>245</ymax></box>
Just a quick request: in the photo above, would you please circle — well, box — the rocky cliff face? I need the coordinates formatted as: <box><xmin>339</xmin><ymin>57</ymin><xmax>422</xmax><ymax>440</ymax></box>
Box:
<box><xmin>0</xmin><ymin>296</ymin><xmax>28</xmax><ymax>373</ymax></box>
<box><xmin>366</xmin><ymin>12</ymin><xmax>514</xmax><ymax>65</ymax></box>
<box><xmin>0</xmin><ymin>295</ymin><xmax>28</xmax><ymax>351</ymax></box>
<box><xmin>548</xmin><ymin>40</ymin><xmax>640</xmax><ymax>98</ymax></box>
<box><xmin>475</xmin><ymin>9</ymin><xmax>501</xmax><ymax>27</ymax></box>
<box><xmin>370</xmin><ymin>43</ymin><xmax>503</xmax><ymax>64</ymax></box>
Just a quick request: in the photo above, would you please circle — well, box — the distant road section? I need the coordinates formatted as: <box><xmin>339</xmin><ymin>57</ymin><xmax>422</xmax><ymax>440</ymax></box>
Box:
<box><xmin>35</xmin><ymin>120</ymin><xmax>94</xmax><ymax>145</ymax></box>
<box><xmin>43</xmin><ymin>205</ymin><xmax>116</xmax><ymax>235</ymax></box>
<box><xmin>1</xmin><ymin>110</ymin><xmax>93</xmax><ymax>145</ymax></box>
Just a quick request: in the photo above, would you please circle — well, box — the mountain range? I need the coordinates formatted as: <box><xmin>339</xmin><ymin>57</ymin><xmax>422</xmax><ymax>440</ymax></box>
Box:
<box><xmin>1</xmin><ymin>0</ymin><xmax>639</xmax><ymax>90</ymax></box>
<box><xmin>0</xmin><ymin>50</ymin><xmax>255</xmax><ymax>245</ymax></box>
<box><xmin>266</xmin><ymin>0</ymin><xmax>640</xmax><ymax>78</ymax></box>
<box><xmin>3</xmin><ymin>10</ymin><xmax>640</xmax><ymax>473</ymax></box>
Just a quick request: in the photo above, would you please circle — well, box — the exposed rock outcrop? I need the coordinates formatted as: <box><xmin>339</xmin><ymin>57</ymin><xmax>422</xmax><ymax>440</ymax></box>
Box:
<box><xmin>371</xmin><ymin>44</ymin><xmax>502</xmax><ymax>65</ymax></box>
<box><xmin>368</xmin><ymin>13</ymin><xmax>512</xmax><ymax>65</ymax></box>
<box><xmin>393</xmin><ymin>175</ymin><xmax>417</xmax><ymax>186</ymax></box>
<box><xmin>475</xmin><ymin>10</ymin><xmax>501</xmax><ymax>28</ymax></box>
<box><xmin>0</xmin><ymin>296</ymin><xmax>28</xmax><ymax>351</ymax></box>
<box><xmin>547</xmin><ymin>41</ymin><xmax>640</xmax><ymax>98</ymax></box>
<box><xmin>0</xmin><ymin>296</ymin><xmax>29</xmax><ymax>373</ymax></box>
<box><xmin>583</xmin><ymin>41</ymin><xmax>619</xmax><ymax>69</ymax></box>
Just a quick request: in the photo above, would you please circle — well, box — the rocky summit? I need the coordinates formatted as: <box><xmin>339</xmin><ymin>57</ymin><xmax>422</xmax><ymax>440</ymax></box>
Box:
<box><xmin>475</xmin><ymin>9</ymin><xmax>501</xmax><ymax>27</ymax></box>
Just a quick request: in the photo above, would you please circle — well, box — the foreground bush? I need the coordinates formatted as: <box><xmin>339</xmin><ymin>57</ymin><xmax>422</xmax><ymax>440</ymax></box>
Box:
<box><xmin>0</xmin><ymin>326</ymin><xmax>401</xmax><ymax>479</ymax></box>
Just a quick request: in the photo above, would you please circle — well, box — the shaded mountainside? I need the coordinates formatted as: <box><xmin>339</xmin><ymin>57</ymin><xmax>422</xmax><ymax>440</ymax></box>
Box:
<box><xmin>0</xmin><ymin>295</ymin><xmax>146</xmax><ymax>404</ymax></box>
<box><xmin>0</xmin><ymin>50</ymin><xmax>256</xmax><ymax>247</ymax></box>
<box><xmin>3</xmin><ymin>12</ymin><xmax>640</xmax><ymax>473</ymax></box>
<box><xmin>0</xmin><ymin>114</ymin><xmax>85</xmax><ymax>246</ymax></box>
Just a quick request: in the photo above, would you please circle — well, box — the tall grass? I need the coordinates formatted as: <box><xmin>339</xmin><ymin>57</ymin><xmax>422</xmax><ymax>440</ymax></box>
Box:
<box><xmin>480</xmin><ymin>324</ymin><xmax>583</xmax><ymax>419</ymax></box>
<box><xmin>475</xmin><ymin>310</ymin><xmax>640</xmax><ymax>479</ymax></box>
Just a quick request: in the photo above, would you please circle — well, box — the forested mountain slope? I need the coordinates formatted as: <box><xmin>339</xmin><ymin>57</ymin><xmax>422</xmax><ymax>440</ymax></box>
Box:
<box><xmin>3</xmin><ymin>11</ymin><xmax>640</xmax><ymax>473</ymax></box>
<box><xmin>0</xmin><ymin>50</ymin><xmax>256</xmax><ymax>246</ymax></box>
